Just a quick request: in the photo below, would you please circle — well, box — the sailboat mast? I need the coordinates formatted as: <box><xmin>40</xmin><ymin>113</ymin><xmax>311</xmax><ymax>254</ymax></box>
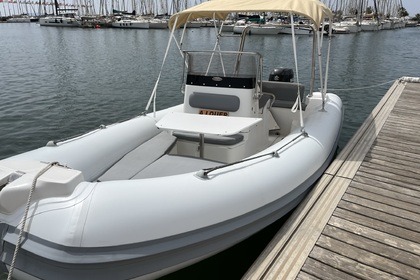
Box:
<box><xmin>373</xmin><ymin>0</ymin><xmax>380</xmax><ymax>24</ymax></box>
<box><xmin>54</xmin><ymin>0</ymin><xmax>59</xmax><ymax>15</ymax></box>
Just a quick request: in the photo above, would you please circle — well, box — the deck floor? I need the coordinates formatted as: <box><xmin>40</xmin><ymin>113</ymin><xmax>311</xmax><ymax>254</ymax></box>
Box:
<box><xmin>243</xmin><ymin>78</ymin><xmax>420</xmax><ymax>280</ymax></box>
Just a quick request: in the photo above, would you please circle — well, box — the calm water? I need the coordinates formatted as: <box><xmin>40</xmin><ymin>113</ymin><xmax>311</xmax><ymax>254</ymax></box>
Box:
<box><xmin>0</xmin><ymin>23</ymin><xmax>419</xmax><ymax>279</ymax></box>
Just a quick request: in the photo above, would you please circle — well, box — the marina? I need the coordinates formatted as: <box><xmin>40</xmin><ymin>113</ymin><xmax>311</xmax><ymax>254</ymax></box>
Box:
<box><xmin>243</xmin><ymin>77</ymin><xmax>420</xmax><ymax>280</ymax></box>
<box><xmin>1</xmin><ymin>1</ymin><xmax>419</xmax><ymax>29</ymax></box>
<box><xmin>2</xmin><ymin>1</ymin><xmax>416</xmax><ymax>279</ymax></box>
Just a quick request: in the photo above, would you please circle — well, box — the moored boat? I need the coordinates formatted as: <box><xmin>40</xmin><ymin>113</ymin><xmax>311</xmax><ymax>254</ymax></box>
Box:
<box><xmin>277</xmin><ymin>23</ymin><xmax>313</xmax><ymax>35</ymax></box>
<box><xmin>38</xmin><ymin>0</ymin><xmax>80</xmax><ymax>28</ymax></box>
<box><xmin>0</xmin><ymin>0</ymin><xmax>343</xmax><ymax>279</ymax></box>
<box><xmin>39</xmin><ymin>13</ymin><xmax>80</xmax><ymax>27</ymax></box>
<box><xmin>111</xmin><ymin>16</ymin><xmax>150</xmax><ymax>29</ymax></box>
<box><xmin>233</xmin><ymin>20</ymin><xmax>286</xmax><ymax>35</ymax></box>
<box><xmin>6</xmin><ymin>15</ymin><xmax>38</xmax><ymax>23</ymax></box>
<box><xmin>360</xmin><ymin>19</ymin><xmax>381</xmax><ymax>31</ymax></box>
<box><xmin>148</xmin><ymin>18</ymin><xmax>168</xmax><ymax>29</ymax></box>
<box><xmin>333</xmin><ymin>18</ymin><xmax>361</xmax><ymax>33</ymax></box>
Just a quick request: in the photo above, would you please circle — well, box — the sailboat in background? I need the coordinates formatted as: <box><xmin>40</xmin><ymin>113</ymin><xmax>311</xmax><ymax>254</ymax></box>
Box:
<box><xmin>39</xmin><ymin>0</ymin><xmax>80</xmax><ymax>27</ymax></box>
<box><xmin>325</xmin><ymin>0</ymin><xmax>409</xmax><ymax>33</ymax></box>
<box><xmin>110</xmin><ymin>1</ymin><xmax>168</xmax><ymax>29</ymax></box>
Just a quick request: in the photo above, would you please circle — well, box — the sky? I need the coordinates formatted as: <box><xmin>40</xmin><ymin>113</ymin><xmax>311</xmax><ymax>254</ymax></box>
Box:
<box><xmin>403</xmin><ymin>1</ymin><xmax>420</xmax><ymax>16</ymax></box>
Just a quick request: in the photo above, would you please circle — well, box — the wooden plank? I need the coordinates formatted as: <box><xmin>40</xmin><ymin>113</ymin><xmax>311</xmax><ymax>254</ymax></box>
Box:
<box><xmin>315</xmin><ymin>234</ymin><xmax>420</xmax><ymax>279</ymax></box>
<box><xmin>295</xmin><ymin>271</ymin><xmax>321</xmax><ymax>280</ymax></box>
<box><xmin>379</xmin><ymin>127</ymin><xmax>420</xmax><ymax>144</ymax></box>
<box><xmin>368</xmin><ymin>144</ymin><xmax>420</xmax><ymax>165</ymax></box>
<box><xmin>381</xmin><ymin>123</ymin><xmax>420</xmax><ymax>137</ymax></box>
<box><xmin>328</xmin><ymin>215</ymin><xmax>420</xmax><ymax>255</ymax></box>
<box><xmin>345</xmin><ymin>185</ymin><xmax>420</xmax><ymax>214</ymax></box>
<box><xmin>360</xmin><ymin>161</ymin><xmax>420</xmax><ymax>185</ymax></box>
<box><xmin>388</xmin><ymin>108</ymin><xmax>420</xmax><ymax>120</ymax></box>
<box><xmin>322</xmin><ymin>224</ymin><xmax>420</xmax><ymax>268</ymax></box>
<box><xmin>349</xmin><ymin>180</ymin><xmax>420</xmax><ymax>205</ymax></box>
<box><xmin>342</xmin><ymin>191</ymin><xmax>420</xmax><ymax>221</ymax></box>
<box><xmin>392</xmin><ymin>100</ymin><xmax>420</xmax><ymax>111</ymax></box>
<box><xmin>365</xmin><ymin>150</ymin><xmax>420</xmax><ymax>172</ymax></box>
<box><xmin>353</xmin><ymin>171</ymin><xmax>420</xmax><ymax>198</ymax></box>
<box><xmin>363</xmin><ymin>153</ymin><xmax>420</xmax><ymax>176</ymax></box>
<box><xmin>390</xmin><ymin>116</ymin><xmax>420</xmax><ymax>124</ymax></box>
<box><xmin>357</xmin><ymin>164</ymin><xmax>420</xmax><ymax>189</ymax></box>
<box><xmin>300</xmin><ymin>257</ymin><xmax>359</xmax><ymax>280</ymax></box>
<box><xmin>334</xmin><ymin>204</ymin><xmax>420</xmax><ymax>243</ymax></box>
<box><xmin>350</xmin><ymin>181</ymin><xmax>420</xmax><ymax>207</ymax></box>
<box><xmin>386</xmin><ymin>116</ymin><xmax>420</xmax><ymax>129</ymax></box>
<box><xmin>376</xmin><ymin>134</ymin><xmax>420</xmax><ymax>150</ymax></box>
<box><xmin>309</xmin><ymin>245</ymin><xmax>400</xmax><ymax>280</ymax></box>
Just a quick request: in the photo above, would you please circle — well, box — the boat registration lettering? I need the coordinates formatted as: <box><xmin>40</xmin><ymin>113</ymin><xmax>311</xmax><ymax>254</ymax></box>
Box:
<box><xmin>199</xmin><ymin>109</ymin><xmax>229</xmax><ymax>116</ymax></box>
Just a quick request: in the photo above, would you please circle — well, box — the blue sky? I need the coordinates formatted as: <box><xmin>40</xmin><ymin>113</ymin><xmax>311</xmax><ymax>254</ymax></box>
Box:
<box><xmin>403</xmin><ymin>1</ymin><xmax>420</xmax><ymax>15</ymax></box>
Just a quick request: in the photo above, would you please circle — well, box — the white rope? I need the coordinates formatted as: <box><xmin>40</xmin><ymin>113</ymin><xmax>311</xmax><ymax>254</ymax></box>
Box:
<box><xmin>326</xmin><ymin>79</ymin><xmax>396</xmax><ymax>91</ymax></box>
<box><xmin>7</xmin><ymin>162</ymin><xmax>58</xmax><ymax>280</ymax></box>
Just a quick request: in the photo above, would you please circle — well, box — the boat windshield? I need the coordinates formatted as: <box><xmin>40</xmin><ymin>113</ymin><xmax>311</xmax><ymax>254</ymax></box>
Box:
<box><xmin>184</xmin><ymin>51</ymin><xmax>261</xmax><ymax>79</ymax></box>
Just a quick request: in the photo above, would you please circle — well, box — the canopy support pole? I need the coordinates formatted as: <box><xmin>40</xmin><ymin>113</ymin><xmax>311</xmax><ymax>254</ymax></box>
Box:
<box><xmin>289</xmin><ymin>13</ymin><xmax>305</xmax><ymax>133</ymax></box>
<box><xmin>322</xmin><ymin>18</ymin><xmax>333</xmax><ymax>110</ymax></box>
<box><xmin>145</xmin><ymin>16</ymin><xmax>179</xmax><ymax>117</ymax></box>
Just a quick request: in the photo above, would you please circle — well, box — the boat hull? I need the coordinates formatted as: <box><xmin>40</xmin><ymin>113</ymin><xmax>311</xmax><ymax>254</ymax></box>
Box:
<box><xmin>0</xmin><ymin>175</ymin><xmax>318</xmax><ymax>280</ymax></box>
<box><xmin>112</xmin><ymin>20</ymin><xmax>150</xmax><ymax>29</ymax></box>
<box><xmin>0</xmin><ymin>92</ymin><xmax>342</xmax><ymax>279</ymax></box>
<box><xmin>39</xmin><ymin>17</ymin><xmax>80</xmax><ymax>27</ymax></box>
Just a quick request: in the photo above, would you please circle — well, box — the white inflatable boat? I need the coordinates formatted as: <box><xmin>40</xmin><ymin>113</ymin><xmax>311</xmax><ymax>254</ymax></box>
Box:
<box><xmin>0</xmin><ymin>0</ymin><xmax>342</xmax><ymax>279</ymax></box>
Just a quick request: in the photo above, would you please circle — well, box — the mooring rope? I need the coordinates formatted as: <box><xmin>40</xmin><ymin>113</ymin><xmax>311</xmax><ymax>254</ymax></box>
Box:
<box><xmin>326</xmin><ymin>79</ymin><xmax>396</xmax><ymax>91</ymax></box>
<box><xmin>7</xmin><ymin>162</ymin><xmax>58</xmax><ymax>280</ymax></box>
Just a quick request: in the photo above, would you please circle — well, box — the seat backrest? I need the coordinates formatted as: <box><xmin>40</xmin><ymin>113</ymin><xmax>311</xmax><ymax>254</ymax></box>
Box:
<box><xmin>261</xmin><ymin>81</ymin><xmax>305</xmax><ymax>109</ymax></box>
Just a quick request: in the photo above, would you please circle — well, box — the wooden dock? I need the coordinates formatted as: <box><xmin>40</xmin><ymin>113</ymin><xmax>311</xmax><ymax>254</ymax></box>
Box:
<box><xmin>243</xmin><ymin>77</ymin><xmax>420</xmax><ymax>280</ymax></box>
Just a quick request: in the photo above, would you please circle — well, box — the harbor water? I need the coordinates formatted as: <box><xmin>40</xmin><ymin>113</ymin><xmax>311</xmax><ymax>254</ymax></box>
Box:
<box><xmin>0</xmin><ymin>23</ymin><xmax>419</xmax><ymax>279</ymax></box>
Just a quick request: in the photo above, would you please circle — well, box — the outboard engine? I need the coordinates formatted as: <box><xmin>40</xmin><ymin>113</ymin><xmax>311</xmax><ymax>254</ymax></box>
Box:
<box><xmin>268</xmin><ymin>68</ymin><xmax>294</xmax><ymax>82</ymax></box>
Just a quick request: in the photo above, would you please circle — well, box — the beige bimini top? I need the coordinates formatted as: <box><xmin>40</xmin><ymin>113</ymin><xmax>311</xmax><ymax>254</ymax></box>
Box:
<box><xmin>168</xmin><ymin>0</ymin><xmax>333</xmax><ymax>30</ymax></box>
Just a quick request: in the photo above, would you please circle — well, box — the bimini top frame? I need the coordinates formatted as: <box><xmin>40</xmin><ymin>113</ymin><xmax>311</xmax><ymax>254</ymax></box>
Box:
<box><xmin>146</xmin><ymin>0</ymin><xmax>334</xmax><ymax>131</ymax></box>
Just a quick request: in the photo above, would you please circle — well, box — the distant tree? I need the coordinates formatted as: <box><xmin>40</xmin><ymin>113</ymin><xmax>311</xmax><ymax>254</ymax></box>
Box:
<box><xmin>365</xmin><ymin>6</ymin><xmax>373</xmax><ymax>15</ymax></box>
<box><xmin>398</xmin><ymin>7</ymin><xmax>409</xmax><ymax>17</ymax></box>
<box><xmin>334</xmin><ymin>10</ymin><xmax>343</xmax><ymax>21</ymax></box>
<box><xmin>349</xmin><ymin>8</ymin><xmax>357</xmax><ymax>15</ymax></box>
<box><xmin>414</xmin><ymin>13</ymin><xmax>420</xmax><ymax>22</ymax></box>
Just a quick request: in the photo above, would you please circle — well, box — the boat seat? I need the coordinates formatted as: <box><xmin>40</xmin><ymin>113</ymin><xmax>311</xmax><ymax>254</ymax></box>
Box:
<box><xmin>261</xmin><ymin>81</ymin><xmax>306</xmax><ymax>110</ymax></box>
<box><xmin>173</xmin><ymin>131</ymin><xmax>244</xmax><ymax>145</ymax></box>
<box><xmin>259</xmin><ymin>92</ymin><xmax>275</xmax><ymax>109</ymax></box>
<box><xmin>98</xmin><ymin>131</ymin><xmax>176</xmax><ymax>181</ymax></box>
<box><xmin>132</xmin><ymin>155</ymin><xmax>222</xmax><ymax>179</ymax></box>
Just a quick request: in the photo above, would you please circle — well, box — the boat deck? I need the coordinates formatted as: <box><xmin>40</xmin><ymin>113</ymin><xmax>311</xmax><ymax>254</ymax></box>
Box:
<box><xmin>243</xmin><ymin>77</ymin><xmax>420</xmax><ymax>280</ymax></box>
